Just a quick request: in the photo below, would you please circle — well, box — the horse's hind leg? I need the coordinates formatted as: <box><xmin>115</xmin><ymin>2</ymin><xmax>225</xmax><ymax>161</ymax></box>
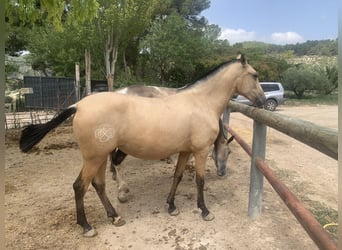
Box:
<box><xmin>92</xmin><ymin>161</ymin><xmax>126</xmax><ymax>227</ymax></box>
<box><xmin>194</xmin><ymin>149</ymin><xmax>215</xmax><ymax>221</ymax></box>
<box><xmin>167</xmin><ymin>152</ymin><xmax>190</xmax><ymax>216</ymax></box>
<box><xmin>110</xmin><ymin>149</ymin><xmax>130</xmax><ymax>202</ymax></box>
<box><xmin>73</xmin><ymin>163</ymin><xmax>98</xmax><ymax>237</ymax></box>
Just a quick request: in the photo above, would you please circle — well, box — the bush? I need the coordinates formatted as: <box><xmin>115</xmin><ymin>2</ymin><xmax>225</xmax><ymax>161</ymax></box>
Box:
<box><xmin>282</xmin><ymin>65</ymin><xmax>329</xmax><ymax>98</ymax></box>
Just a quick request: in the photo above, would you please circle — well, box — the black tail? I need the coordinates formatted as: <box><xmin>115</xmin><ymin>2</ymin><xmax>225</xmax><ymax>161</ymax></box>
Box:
<box><xmin>19</xmin><ymin>106</ymin><xmax>77</xmax><ymax>152</ymax></box>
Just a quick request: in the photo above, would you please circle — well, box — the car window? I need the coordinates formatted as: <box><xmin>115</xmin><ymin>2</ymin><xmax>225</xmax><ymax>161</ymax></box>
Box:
<box><xmin>261</xmin><ymin>84</ymin><xmax>280</xmax><ymax>92</ymax></box>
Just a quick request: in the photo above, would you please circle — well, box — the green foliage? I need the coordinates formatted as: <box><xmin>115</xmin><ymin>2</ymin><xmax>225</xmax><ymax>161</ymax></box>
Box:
<box><xmin>140</xmin><ymin>13</ymin><xmax>203</xmax><ymax>83</ymax></box>
<box><xmin>321</xmin><ymin>66</ymin><xmax>338</xmax><ymax>95</ymax></box>
<box><xmin>5</xmin><ymin>63</ymin><xmax>18</xmax><ymax>75</ymax></box>
<box><xmin>242</xmin><ymin>40</ymin><xmax>338</xmax><ymax>57</ymax></box>
<box><xmin>282</xmin><ymin>65</ymin><xmax>329</xmax><ymax>98</ymax></box>
<box><xmin>5</xmin><ymin>23</ymin><xmax>29</xmax><ymax>56</ymax></box>
<box><xmin>5</xmin><ymin>0</ymin><xmax>99</xmax><ymax>30</ymax></box>
<box><xmin>5</xmin><ymin>0</ymin><xmax>338</xmax><ymax>94</ymax></box>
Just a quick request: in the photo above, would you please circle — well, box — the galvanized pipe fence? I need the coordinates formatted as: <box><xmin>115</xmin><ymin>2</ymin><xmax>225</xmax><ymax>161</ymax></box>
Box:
<box><xmin>225</xmin><ymin>101</ymin><xmax>337</xmax><ymax>250</ymax></box>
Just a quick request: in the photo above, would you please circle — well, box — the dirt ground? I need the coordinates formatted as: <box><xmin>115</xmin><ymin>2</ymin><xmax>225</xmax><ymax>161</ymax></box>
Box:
<box><xmin>5</xmin><ymin>105</ymin><xmax>337</xmax><ymax>250</ymax></box>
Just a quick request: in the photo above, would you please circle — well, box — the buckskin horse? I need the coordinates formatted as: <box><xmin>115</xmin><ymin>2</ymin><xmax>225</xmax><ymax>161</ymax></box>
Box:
<box><xmin>20</xmin><ymin>55</ymin><xmax>265</xmax><ymax>237</ymax></box>
<box><xmin>111</xmin><ymin>84</ymin><xmax>235</xmax><ymax>202</ymax></box>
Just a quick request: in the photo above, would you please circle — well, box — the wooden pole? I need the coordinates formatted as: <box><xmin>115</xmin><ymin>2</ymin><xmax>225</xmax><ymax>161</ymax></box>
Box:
<box><xmin>75</xmin><ymin>63</ymin><xmax>80</xmax><ymax>101</ymax></box>
<box><xmin>85</xmin><ymin>49</ymin><xmax>91</xmax><ymax>95</ymax></box>
<box><xmin>228</xmin><ymin>101</ymin><xmax>338</xmax><ymax>160</ymax></box>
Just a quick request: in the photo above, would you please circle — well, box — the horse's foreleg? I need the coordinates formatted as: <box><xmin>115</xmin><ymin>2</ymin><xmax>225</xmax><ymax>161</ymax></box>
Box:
<box><xmin>110</xmin><ymin>149</ymin><xmax>130</xmax><ymax>202</ymax></box>
<box><xmin>92</xmin><ymin>161</ymin><xmax>126</xmax><ymax>227</ymax></box>
<box><xmin>167</xmin><ymin>152</ymin><xmax>190</xmax><ymax>216</ymax></box>
<box><xmin>194</xmin><ymin>149</ymin><xmax>215</xmax><ymax>221</ymax></box>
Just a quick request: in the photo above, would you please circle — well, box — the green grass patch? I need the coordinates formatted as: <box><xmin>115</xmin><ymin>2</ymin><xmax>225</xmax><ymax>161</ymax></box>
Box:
<box><xmin>273</xmin><ymin>167</ymin><xmax>337</xmax><ymax>240</ymax></box>
<box><xmin>285</xmin><ymin>92</ymin><xmax>338</xmax><ymax>106</ymax></box>
<box><xmin>308</xmin><ymin>200</ymin><xmax>338</xmax><ymax>240</ymax></box>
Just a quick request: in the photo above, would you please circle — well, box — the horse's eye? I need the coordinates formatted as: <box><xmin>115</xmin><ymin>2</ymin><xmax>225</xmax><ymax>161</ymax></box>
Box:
<box><xmin>253</xmin><ymin>73</ymin><xmax>258</xmax><ymax>79</ymax></box>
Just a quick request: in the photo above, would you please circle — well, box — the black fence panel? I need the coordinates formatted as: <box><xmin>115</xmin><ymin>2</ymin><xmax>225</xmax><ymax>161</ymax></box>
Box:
<box><xmin>91</xmin><ymin>79</ymin><xmax>108</xmax><ymax>92</ymax></box>
<box><xmin>24</xmin><ymin>76</ymin><xmax>77</xmax><ymax>110</ymax></box>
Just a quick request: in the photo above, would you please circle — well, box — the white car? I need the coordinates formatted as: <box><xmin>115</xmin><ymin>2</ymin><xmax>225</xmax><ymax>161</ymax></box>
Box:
<box><xmin>233</xmin><ymin>82</ymin><xmax>285</xmax><ymax>111</ymax></box>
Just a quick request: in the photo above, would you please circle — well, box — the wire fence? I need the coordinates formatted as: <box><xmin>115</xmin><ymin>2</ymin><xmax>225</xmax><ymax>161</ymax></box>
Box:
<box><xmin>5</xmin><ymin>77</ymin><xmax>108</xmax><ymax>130</ymax></box>
<box><xmin>5</xmin><ymin>76</ymin><xmax>77</xmax><ymax>130</ymax></box>
<box><xmin>5</xmin><ymin>110</ymin><xmax>57</xmax><ymax>130</ymax></box>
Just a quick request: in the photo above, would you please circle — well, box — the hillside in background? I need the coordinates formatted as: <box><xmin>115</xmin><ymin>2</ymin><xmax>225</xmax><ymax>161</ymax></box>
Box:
<box><xmin>234</xmin><ymin>39</ymin><xmax>337</xmax><ymax>57</ymax></box>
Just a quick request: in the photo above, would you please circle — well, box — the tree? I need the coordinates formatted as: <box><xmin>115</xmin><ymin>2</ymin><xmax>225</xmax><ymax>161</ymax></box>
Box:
<box><xmin>282</xmin><ymin>65</ymin><xmax>328</xmax><ymax>98</ymax></box>
<box><xmin>95</xmin><ymin>0</ymin><xmax>158</xmax><ymax>90</ymax></box>
<box><xmin>138</xmin><ymin>8</ymin><xmax>224</xmax><ymax>86</ymax></box>
<box><xmin>140</xmin><ymin>13</ymin><xmax>199</xmax><ymax>84</ymax></box>
<box><xmin>319</xmin><ymin>66</ymin><xmax>338</xmax><ymax>95</ymax></box>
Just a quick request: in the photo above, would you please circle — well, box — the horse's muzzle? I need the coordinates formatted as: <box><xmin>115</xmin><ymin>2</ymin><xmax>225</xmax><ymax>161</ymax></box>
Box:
<box><xmin>254</xmin><ymin>96</ymin><xmax>266</xmax><ymax>108</ymax></box>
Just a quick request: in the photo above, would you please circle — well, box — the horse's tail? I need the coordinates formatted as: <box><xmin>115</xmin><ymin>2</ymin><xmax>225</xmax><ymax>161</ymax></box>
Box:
<box><xmin>19</xmin><ymin>105</ymin><xmax>77</xmax><ymax>152</ymax></box>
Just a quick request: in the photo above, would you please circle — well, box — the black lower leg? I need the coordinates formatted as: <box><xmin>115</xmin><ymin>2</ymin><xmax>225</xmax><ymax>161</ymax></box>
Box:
<box><xmin>167</xmin><ymin>195</ymin><xmax>177</xmax><ymax>214</ymax></box>
<box><xmin>92</xmin><ymin>180</ymin><xmax>118</xmax><ymax>219</ymax></box>
<box><xmin>196</xmin><ymin>174</ymin><xmax>209</xmax><ymax>218</ymax></box>
<box><xmin>73</xmin><ymin>176</ymin><xmax>92</xmax><ymax>233</ymax></box>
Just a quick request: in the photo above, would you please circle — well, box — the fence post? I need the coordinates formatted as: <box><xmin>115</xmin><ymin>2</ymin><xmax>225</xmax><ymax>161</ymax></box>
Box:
<box><xmin>85</xmin><ymin>49</ymin><xmax>91</xmax><ymax>95</ymax></box>
<box><xmin>223</xmin><ymin>106</ymin><xmax>231</xmax><ymax>125</ymax></box>
<box><xmin>75</xmin><ymin>63</ymin><xmax>80</xmax><ymax>101</ymax></box>
<box><xmin>248</xmin><ymin>121</ymin><xmax>267</xmax><ymax>218</ymax></box>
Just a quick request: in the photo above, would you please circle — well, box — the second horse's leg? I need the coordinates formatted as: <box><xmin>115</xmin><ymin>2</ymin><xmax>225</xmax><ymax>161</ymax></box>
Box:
<box><xmin>110</xmin><ymin>149</ymin><xmax>130</xmax><ymax>202</ymax></box>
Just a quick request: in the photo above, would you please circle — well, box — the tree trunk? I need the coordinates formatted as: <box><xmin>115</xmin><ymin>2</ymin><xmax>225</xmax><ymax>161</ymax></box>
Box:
<box><xmin>107</xmin><ymin>74</ymin><xmax>114</xmax><ymax>91</ymax></box>
<box><xmin>85</xmin><ymin>49</ymin><xmax>91</xmax><ymax>95</ymax></box>
<box><xmin>123</xmin><ymin>49</ymin><xmax>128</xmax><ymax>81</ymax></box>
<box><xmin>104</xmin><ymin>33</ymin><xmax>118</xmax><ymax>92</ymax></box>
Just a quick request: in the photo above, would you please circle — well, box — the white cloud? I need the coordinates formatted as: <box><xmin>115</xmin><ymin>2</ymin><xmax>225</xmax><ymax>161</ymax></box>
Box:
<box><xmin>271</xmin><ymin>32</ymin><xmax>304</xmax><ymax>45</ymax></box>
<box><xmin>219</xmin><ymin>28</ymin><xmax>256</xmax><ymax>44</ymax></box>
<box><xmin>219</xmin><ymin>28</ymin><xmax>305</xmax><ymax>45</ymax></box>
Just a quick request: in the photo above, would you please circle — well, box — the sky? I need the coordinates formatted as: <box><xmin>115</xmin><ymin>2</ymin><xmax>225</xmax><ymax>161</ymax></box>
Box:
<box><xmin>201</xmin><ymin>0</ymin><xmax>339</xmax><ymax>45</ymax></box>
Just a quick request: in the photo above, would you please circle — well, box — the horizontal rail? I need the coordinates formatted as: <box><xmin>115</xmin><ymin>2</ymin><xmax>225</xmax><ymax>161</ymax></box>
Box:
<box><xmin>227</xmin><ymin>127</ymin><xmax>337</xmax><ymax>250</ymax></box>
<box><xmin>228</xmin><ymin>101</ymin><xmax>338</xmax><ymax>160</ymax></box>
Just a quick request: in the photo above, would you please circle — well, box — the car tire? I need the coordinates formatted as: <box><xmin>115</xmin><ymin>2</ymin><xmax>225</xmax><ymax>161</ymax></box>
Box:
<box><xmin>264</xmin><ymin>99</ymin><xmax>277</xmax><ymax>111</ymax></box>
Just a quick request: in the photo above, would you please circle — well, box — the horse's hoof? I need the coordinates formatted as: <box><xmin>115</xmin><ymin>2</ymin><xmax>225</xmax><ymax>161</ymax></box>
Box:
<box><xmin>169</xmin><ymin>207</ymin><xmax>180</xmax><ymax>216</ymax></box>
<box><xmin>113</xmin><ymin>216</ymin><xmax>126</xmax><ymax>227</ymax></box>
<box><xmin>202</xmin><ymin>212</ymin><xmax>215</xmax><ymax>221</ymax></box>
<box><xmin>83</xmin><ymin>228</ymin><xmax>97</xmax><ymax>237</ymax></box>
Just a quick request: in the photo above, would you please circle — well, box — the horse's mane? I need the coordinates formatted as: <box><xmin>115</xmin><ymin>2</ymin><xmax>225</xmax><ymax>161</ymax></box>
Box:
<box><xmin>177</xmin><ymin>59</ymin><xmax>239</xmax><ymax>91</ymax></box>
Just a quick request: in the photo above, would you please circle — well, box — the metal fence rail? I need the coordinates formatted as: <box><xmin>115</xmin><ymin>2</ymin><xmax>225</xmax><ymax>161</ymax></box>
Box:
<box><xmin>225</xmin><ymin>101</ymin><xmax>337</xmax><ymax>250</ymax></box>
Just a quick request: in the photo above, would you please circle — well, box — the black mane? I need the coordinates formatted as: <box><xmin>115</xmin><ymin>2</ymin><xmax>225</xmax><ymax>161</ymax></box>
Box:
<box><xmin>177</xmin><ymin>59</ymin><xmax>239</xmax><ymax>91</ymax></box>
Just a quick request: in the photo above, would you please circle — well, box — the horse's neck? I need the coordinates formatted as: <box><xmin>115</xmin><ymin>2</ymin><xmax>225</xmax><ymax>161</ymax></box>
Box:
<box><xmin>191</xmin><ymin>65</ymin><xmax>239</xmax><ymax>116</ymax></box>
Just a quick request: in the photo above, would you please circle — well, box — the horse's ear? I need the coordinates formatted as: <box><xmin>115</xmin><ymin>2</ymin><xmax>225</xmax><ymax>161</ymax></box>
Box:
<box><xmin>237</xmin><ymin>54</ymin><xmax>247</xmax><ymax>65</ymax></box>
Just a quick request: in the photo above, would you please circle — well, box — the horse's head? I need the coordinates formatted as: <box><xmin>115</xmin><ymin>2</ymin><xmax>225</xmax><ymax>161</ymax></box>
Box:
<box><xmin>234</xmin><ymin>55</ymin><xmax>266</xmax><ymax>107</ymax></box>
<box><xmin>212</xmin><ymin>135</ymin><xmax>234</xmax><ymax>176</ymax></box>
